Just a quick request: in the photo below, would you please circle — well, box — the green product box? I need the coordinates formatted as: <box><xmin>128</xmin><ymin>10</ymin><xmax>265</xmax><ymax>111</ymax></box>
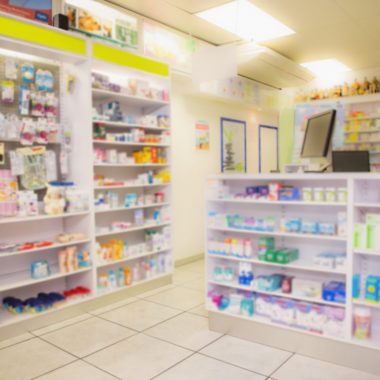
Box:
<box><xmin>265</xmin><ymin>249</ymin><xmax>277</xmax><ymax>262</ymax></box>
<box><xmin>366</xmin><ymin>214</ymin><xmax>380</xmax><ymax>225</ymax></box>
<box><xmin>354</xmin><ymin>224</ymin><xmax>367</xmax><ymax>250</ymax></box>
<box><xmin>258</xmin><ymin>237</ymin><xmax>275</xmax><ymax>250</ymax></box>
<box><xmin>367</xmin><ymin>223</ymin><xmax>380</xmax><ymax>250</ymax></box>
<box><xmin>275</xmin><ymin>248</ymin><xmax>299</xmax><ymax>264</ymax></box>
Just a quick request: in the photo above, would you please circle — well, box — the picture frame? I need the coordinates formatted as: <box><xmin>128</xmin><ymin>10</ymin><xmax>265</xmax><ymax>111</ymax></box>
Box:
<box><xmin>220</xmin><ymin>117</ymin><xmax>247</xmax><ymax>173</ymax></box>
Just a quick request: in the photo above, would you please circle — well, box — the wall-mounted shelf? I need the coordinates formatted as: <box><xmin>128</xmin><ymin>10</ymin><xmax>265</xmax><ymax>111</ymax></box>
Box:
<box><xmin>93</xmin><ymin>120</ymin><xmax>170</xmax><ymax>132</ymax></box>
<box><xmin>92</xmin><ymin>88</ymin><xmax>169</xmax><ymax>108</ymax></box>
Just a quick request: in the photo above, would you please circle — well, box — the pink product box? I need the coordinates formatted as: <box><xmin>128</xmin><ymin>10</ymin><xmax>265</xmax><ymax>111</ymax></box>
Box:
<box><xmin>0</xmin><ymin>170</ymin><xmax>18</xmax><ymax>217</ymax></box>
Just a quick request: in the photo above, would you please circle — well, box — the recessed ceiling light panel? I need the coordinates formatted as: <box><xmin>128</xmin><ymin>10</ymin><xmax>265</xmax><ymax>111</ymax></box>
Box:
<box><xmin>301</xmin><ymin>59</ymin><xmax>351</xmax><ymax>76</ymax></box>
<box><xmin>196</xmin><ymin>0</ymin><xmax>295</xmax><ymax>42</ymax></box>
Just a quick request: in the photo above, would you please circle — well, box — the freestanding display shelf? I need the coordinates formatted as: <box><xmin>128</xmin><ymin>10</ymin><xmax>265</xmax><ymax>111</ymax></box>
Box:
<box><xmin>205</xmin><ymin>173</ymin><xmax>380</xmax><ymax>375</ymax></box>
<box><xmin>0</xmin><ymin>13</ymin><xmax>172</xmax><ymax>336</ymax></box>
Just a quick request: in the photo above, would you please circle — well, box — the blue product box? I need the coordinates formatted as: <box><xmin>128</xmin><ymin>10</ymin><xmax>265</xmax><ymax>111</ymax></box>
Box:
<box><xmin>322</xmin><ymin>281</ymin><xmax>346</xmax><ymax>303</ymax></box>
<box><xmin>279</xmin><ymin>187</ymin><xmax>301</xmax><ymax>201</ymax></box>
<box><xmin>365</xmin><ymin>275</ymin><xmax>380</xmax><ymax>302</ymax></box>
<box><xmin>352</xmin><ymin>274</ymin><xmax>360</xmax><ymax>299</ymax></box>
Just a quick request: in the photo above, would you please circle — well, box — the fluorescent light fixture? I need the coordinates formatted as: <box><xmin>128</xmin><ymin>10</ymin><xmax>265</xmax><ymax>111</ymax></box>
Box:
<box><xmin>301</xmin><ymin>59</ymin><xmax>351</xmax><ymax>76</ymax></box>
<box><xmin>196</xmin><ymin>0</ymin><xmax>295</xmax><ymax>42</ymax></box>
<box><xmin>0</xmin><ymin>48</ymin><xmax>59</xmax><ymax>65</ymax></box>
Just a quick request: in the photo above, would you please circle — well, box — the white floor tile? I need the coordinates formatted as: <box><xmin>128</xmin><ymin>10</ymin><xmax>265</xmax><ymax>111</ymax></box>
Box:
<box><xmin>89</xmin><ymin>296</ymin><xmax>138</xmax><ymax>315</ymax></box>
<box><xmin>32</xmin><ymin>313</ymin><xmax>93</xmax><ymax>336</ymax></box>
<box><xmin>136</xmin><ymin>284</ymin><xmax>177</xmax><ymax>298</ymax></box>
<box><xmin>146</xmin><ymin>286</ymin><xmax>204</xmax><ymax>311</ymax></box>
<box><xmin>42</xmin><ymin>317</ymin><xmax>135</xmax><ymax>357</ymax></box>
<box><xmin>180</xmin><ymin>277</ymin><xmax>205</xmax><ymax>291</ymax></box>
<box><xmin>36</xmin><ymin>360</ymin><xmax>117</xmax><ymax>380</ymax></box>
<box><xmin>145</xmin><ymin>313</ymin><xmax>222</xmax><ymax>350</ymax></box>
<box><xmin>179</xmin><ymin>260</ymin><xmax>205</xmax><ymax>273</ymax></box>
<box><xmin>0</xmin><ymin>338</ymin><xmax>75</xmax><ymax>380</ymax></box>
<box><xmin>272</xmin><ymin>354</ymin><xmax>380</xmax><ymax>380</ymax></box>
<box><xmin>200</xmin><ymin>335</ymin><xmax>292</xmax><ymax>376</ymax></box>
<box><xmin>188</xmin><ymin>304</ymin><xmax>208</xmax><ymax>317</ymax></box>
<box><xmin>155</xmin><ymin>353</ymin><xmax>265</xmax><ymax>380</ymax></box>
<box><xmin>100</xmin><ymin>299</ymin><xmax>181</xmax><ymax>331</ymax></box>
<box><xmin>85</xmin><ymin>333</ymin><xmax>192</xmax><ymax>380</ymax></box>
<box><xmin>0</xmin><ymin>332</ymin><xmax>34</xmax><ymax>349</ymax></box>
<box><xmin>172</xmin><ymin>267</ymin><xmax>202</xmax><ymax>285</ymax></box>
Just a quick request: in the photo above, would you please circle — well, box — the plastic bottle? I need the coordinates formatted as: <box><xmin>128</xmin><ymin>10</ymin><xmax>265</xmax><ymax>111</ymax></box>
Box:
<box><xmin>353</xmin><ymin>307</ymin><xmax>371</xmax><ymax>340</ymax></box>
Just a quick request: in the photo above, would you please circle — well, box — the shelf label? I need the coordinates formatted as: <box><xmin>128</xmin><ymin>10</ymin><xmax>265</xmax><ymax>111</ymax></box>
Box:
<box><xmin>93</xmin><ymin>42</ymin><xmax>169</xmax><ymax>77</ymax></box>
<box><xmin>0</xmin><ymin>14</ymin><xmax>86</xmax><ymax>56</ymax></box>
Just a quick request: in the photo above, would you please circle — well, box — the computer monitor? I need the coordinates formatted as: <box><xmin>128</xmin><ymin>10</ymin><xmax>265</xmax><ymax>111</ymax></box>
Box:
<box><xmin>332</xmin><ymin>151</ymin><xmax>370</xmax><ymax>172</ymax></box>
<box><xmin>301</xmin><ymin>109</ymin><xmax>336</xmax><ymax>158</ymax></box>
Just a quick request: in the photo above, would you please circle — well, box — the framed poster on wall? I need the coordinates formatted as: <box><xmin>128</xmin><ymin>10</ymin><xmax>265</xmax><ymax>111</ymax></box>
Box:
<box><xmin>221</xmin><ymin>117</ymin><xmax>247</xmax><ymax>173</ymax></box>
<box><xmin>259</xmin><ymin>125</ymin><xmax>279</xmax><ymax>173</ymax></box>
<box><xmin>195</xmin><ymin>120</ymin><xmax>210</xmax><ymax>151</ymax></box>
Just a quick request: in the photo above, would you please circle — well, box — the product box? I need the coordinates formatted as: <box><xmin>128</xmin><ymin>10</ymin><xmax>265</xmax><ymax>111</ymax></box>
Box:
<box><xmin>268</xmin><ymin>183</ymin><xmax>281</xmax><ymax>201</ymax></box>
<box><xmin>322</xmin><ymin>281</ymin><xmax>346</xmax><ymax>304</ymax></box>
<box><xmin>366</xmin><ymin>224</ymin><xmax>380</xmax><ymax>251</ymax></box>
<box><xmin>337</xmin><ymin>212</ymin><xmax>347</xmax><ymax>237</ymax></box>
<box><xmin>366</xmin><ymin>213</ymin><xmax>380</xmax><ymax>225</ymax></box>
<box><xmin>264</xmin><ymin>249</ymin><xmax>277</xmax><ymax>262</ymax></box>
<box><xmin>279</xmin><ymin>187</ymin><xmax>301</xmax><ymax>201</ymax></box>
<box><xmin>275</xmin><ymin>248</ymin><xmax>299</xmax><ymax>264</ymax></box>
<box><xmin>292</xmin><ymin>279</ymin><xmax>322</xmax><ymax>298</ymax></box>
<box><xmin>354</xmin><ymin>224</ymin><xmax>367</xmax><ymax>250</ymax></box>
<box><xmin>271</xmin><ymin>298</ymin><xmax>295</xmax><ymax>325</ymax></box>
<box><xmin>365</xmin><ymin>276</ymin><xmax>380</xmax><ymax>302</ymax></box>
<box><xmin>313</xmin><ymin>253</ymin><xmax>335</xmax><ymax>269</ymax></box>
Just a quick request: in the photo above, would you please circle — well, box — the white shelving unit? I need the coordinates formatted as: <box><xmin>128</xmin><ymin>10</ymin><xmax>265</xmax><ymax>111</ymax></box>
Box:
<box><xmin>91</xmin><ymin>56</ymin><xmax>173</xmax><ymax>297</ymax></box>
<box><xmin>0</xmin><ymin>13</ymin><xmax>173</xmax><ymax>331</ymax></box>
<box><xmin>205</xmin><ymin>173</ymin><xmax>380</xmax><ymax>351</ymax></box>
<box><xmin>0</xmin><ymin>20</ymin><xmax>95</xmax><ymax>329</ymax></box>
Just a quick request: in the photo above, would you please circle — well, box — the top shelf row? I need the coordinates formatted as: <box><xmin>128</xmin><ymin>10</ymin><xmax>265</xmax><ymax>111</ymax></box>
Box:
<box><xmin>92</xmin><ymin>89</ymin><xmax>170</xmax><ymax>108</ymax></box>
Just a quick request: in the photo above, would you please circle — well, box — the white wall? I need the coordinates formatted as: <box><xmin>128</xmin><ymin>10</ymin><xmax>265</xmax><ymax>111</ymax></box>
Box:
<box><xmin>171</xmin><ymin>76</ymin><xmax>279</xmax><ymax>262</ymax></box>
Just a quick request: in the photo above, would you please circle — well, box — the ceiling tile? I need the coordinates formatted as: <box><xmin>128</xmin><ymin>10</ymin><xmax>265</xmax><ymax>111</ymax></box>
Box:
<box><xmin>108</xmin><ymin>0</ymin><xmax>238</xmax><ymax>44</ymax></box>
<box><xmin>162</xmin><ymin>0</ymin><xmax>231</xmax><ymax>14</ymax></box>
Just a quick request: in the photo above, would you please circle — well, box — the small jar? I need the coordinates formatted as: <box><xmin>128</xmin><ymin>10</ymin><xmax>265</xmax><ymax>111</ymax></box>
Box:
<box><xmin>313</xmin><ymin>187</ymin><xmax>325</xmax><ymax>202</ymax></box>
<box><xmin>337</xmin><ymin>188</ymin><xmax>348</xmax><ymax>203</ymax></box>
<box><xmin>302</xmin><ymin>187</ymin><xmax>313</xmax><ymax>201</ymax></box>
<box><xmin>325</xmin><ymin>188</ymin><xmax>337</xmax><ymax>202</ymax></box>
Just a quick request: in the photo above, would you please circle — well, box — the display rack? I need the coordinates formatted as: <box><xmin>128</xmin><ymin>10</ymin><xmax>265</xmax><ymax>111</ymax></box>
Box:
<box><xmin>91</xmin><ymin>52</ymin><xmax>173</xmax><ymax>297</ymax></box>
<box><xmin>205</xmin><ymin>174</ymin><xmax>380</xmax><ymax>351</ymax></box>
<box><xmin>0</xmin><ymin>12</ymin><xmax>172</xmax><ymax>330</ymax></box>
<box><xmin>0</xmin><ymin>14</ymin><xmax>94</xmax><ymax>328</ymax></box>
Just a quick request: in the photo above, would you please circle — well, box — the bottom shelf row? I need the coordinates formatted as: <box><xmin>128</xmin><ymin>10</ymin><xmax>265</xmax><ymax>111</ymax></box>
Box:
<box><xmin>207</xmin><ymin>286</ymin><xmax>380</xmax><ymax>349</ymax></box>
<box><xmin>0</xmin><ymin>251</ymin><xmax>173</xmax><ymax>326</ymax></box>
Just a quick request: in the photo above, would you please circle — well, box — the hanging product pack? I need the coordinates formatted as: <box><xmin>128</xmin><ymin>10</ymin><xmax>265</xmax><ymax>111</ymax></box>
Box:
<box><xmin>17</xmin><ymin>146</ymin><xmax>47</xmax><ymax>190</ymax></box>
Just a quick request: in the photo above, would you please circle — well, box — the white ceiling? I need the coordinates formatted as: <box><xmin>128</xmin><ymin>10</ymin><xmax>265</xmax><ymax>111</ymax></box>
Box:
<box><xmin>103</xmin><ymin>0</ymin><xmax>380</xmax><ymax>88</ymax></box>
<box><xmin>106</xmin><ymin>0</ymin><xmax>380</xmax><ymax>70</ymax></box>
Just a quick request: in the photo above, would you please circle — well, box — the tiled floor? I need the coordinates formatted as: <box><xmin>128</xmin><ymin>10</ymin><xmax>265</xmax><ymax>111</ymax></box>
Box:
<box><xmin>0</xmin><ymin>259</ymin><xmax>379</xmax><ymax>380</ymax></box>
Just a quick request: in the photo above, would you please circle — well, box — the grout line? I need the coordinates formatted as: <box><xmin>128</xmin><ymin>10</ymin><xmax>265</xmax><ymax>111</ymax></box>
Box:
<box><xmin>91</xmin><ymin>313</ymin><xmax>141</xmax><ymax>334</ymax></box>
<box><xmin>194</xmin><ymin>333</ymin><xmax>225</xmax><ymax>353</ymax></box>
<box><xmin>0</xmin><ymin>335</ymin><xmax>36</xmax><ymax>352</ymax></box>
<box><xmin>135</xmin><ymin>284</ymin><xmax>179</xmax><ymax>299</ymax></box>
<box><xmin>80</xmin><ymin>331</ymin><xmax>140</xmax><ymax>360</ymax></box>
<box><xmin>30</xmin><ymin>314</ymin><xmax>94</xmax><ymax>337</ymax></box>
<box><xmin>149</xmin><ymin>351</ymin><xmax>197</xmax><ymax>380</ymax></box>
<box><xmin>198</xmin><ymin>350</ymin><xmax>272</xmax><ymax>378</ymax></box>
<box><xmin>36</xmin><ymin>326</ymin><xmax>139</xmax><ymax>362</ymax></box>
<box><xmin>87</xmin><ymin>298</ymin><xmax>140</xmax><ymax>316</ymax></box>
<box><xmin>267</xmin><ymin>352</ymin><xmax>295</xmax><ymax>379</ymax></box>
<box><xmin>30</xmin><ymin>358</ymin><xmax>122</xmax><ymax>380</ymax></box>
<box><xmin>30</xmin><ymin>358</ymin><xmax>78</xmax><ymax>380</ymax></box>
<box><xmin>141</xmin><ymin>331</ymin><xmax>198</xmax><ymax>353</ymax></box>
<box><xmin>79</xmin><ymin>358</ymin><xmax>123</xmax><ymax>380</ymax></box>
